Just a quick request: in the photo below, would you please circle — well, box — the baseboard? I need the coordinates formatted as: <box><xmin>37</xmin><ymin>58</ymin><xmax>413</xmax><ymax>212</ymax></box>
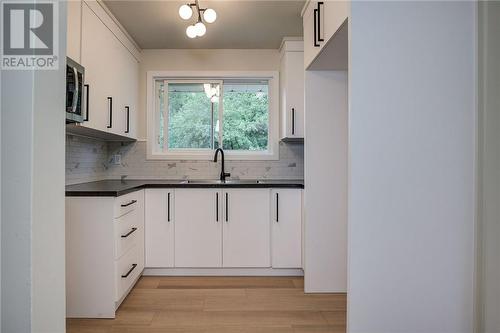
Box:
<box><xmin>142</xmin><ymin>268</ymin><xmax>304</xmax><ymax>276</ymax></box>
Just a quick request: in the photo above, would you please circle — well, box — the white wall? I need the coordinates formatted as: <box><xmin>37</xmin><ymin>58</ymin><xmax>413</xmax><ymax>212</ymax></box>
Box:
<box><xmin>478</xmin><ymin>3</ymin><xmax>500</xmax><ymax>333</ymax></box>
<box><xmin>304</xmin><ymin>70</ymin><xmax>348</xmax><ymax>292</ymax></box>
<box><xmin>137</xmin><ymin>49</ymin><xmax>280</xmax><ymax>140</ymax></box>
<box><xmin>348</xmin><ymin>2</ymin><xmax>476</xmax><ymax>332</ymax></box>
<box><xmin>1</xmin><ymin>1</ymin><xmax>67</xmax><ymax>332</ymax></box>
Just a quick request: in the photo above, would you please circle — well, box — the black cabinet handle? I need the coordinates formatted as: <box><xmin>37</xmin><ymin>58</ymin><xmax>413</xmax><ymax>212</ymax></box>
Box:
<box><xmin>313</xmin><ymin>8</ymin><xmax>320</xmax><ymax>47</ymax></box>
<box><xmin>225</xmin><ymin>193</ymin><xmax>228</xmax><ymax>222</ymax></box>
<box><xmin>121</xmin><ymin>200</ymin><xmax>137</xmax><ymax>207</ymax></box>
<box><xmin>167</xmin><ymin>192</ymin><xmax>171</xmax><ymax>222</ymax></box>
<box><xmin>121</xmin><ymin>264</ymin><xmax>137</xmax><ymax>278</ymax></box>
<box><xmin>125</xmin><ymin>106</ymin><xmax>130</xmax><ymax>133</ymax></box>
<box><xmin>317</xmin><ymin>2</ymin><xmax>324</xmax><ymax>42</ymax></box>
<box><xmin>107</xmin><ymin>97</ymin><xmax>113</xmax><ymax>128</ymax></box>
<box><xmin>84</xmin><ymin>84</ymin><xmax>89</xmax><ymax>121</ymax></box>
<box><xmin>276</xmin><ymin>193</ymin><xmax>279</xmax><ymax>222</ymax></box>
<box><xmin>291</xmin><ymin>108</ymin><xmax>295</xmax><ymax>135</ymax></box>
<box><xmin>216</xmin><ymin>192</ymin><xmax>219</xmax><ymax>222</ymax></box>
<box><xmin>121</xmin><ymin>227</ymin><xmax>137</xmax><ymax>238</ymax></box>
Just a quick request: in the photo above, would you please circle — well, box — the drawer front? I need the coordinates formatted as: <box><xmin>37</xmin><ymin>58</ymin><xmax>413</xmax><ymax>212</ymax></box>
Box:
<box><xmin>114</xmin><ymin>208</ymin><xmax>141</xmax><ymax>260</ymax></box>
<box><xmin>114</xmin><ymin>191</ymin><xmax>141</xmax><ymax>218</ymax></box>
<box><xmin>115</xmin><ymin>245</ymin><xmax>141</xmax><ymax>302</ymax></box>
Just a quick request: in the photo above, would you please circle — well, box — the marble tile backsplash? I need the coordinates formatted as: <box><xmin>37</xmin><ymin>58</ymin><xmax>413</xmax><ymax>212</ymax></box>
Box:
<box><xmin>66</xmin><ymin>135</ymin><xmax>304</xmax><ymax>185</ymax></box>
<box><xmin>66</xmin><ymin>135</ymin><xmax>108</xmax><ymax>185</ymax></box>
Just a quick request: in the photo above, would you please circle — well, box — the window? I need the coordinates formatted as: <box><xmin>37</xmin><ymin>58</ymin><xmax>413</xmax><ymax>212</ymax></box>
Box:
<box><xmin>148</xmin><ymin>71</ymin><xmax>279</xmax><ymax>160</ymax></box>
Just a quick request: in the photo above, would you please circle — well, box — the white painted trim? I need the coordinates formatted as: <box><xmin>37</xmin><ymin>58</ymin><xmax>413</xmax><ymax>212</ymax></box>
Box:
<box><xmin>146</xmin><ymin>71</ymin><xmax>280</xmax><ymax>161</ymax></box>
<box><xmin>143</xmin><ymin>268</ymin><xmax>304</xmax><ymax>276</ymax></box>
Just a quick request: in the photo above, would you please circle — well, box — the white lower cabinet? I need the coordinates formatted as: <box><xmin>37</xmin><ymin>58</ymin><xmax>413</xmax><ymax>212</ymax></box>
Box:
<box><xmin>271</xmin><ymin>189</ymin><xmax>303</xmax><ymax>268</ymax></box>
<box><xmin>143</xmin><ymin>187</ymin><xmax>302</xmax><ymax>270</ymax></box>
<box><xmin>145</xmin><ymin>189</ymin><xmax>174</xmax><ymax>268</ymax></box>
<box><xmin>222</xmin><ymin>189</ymin><xmax>271</xmax><ymax>267</ymax></box>
<box><xmin>66</xmin><ymin>190</ymin><xmax>144</xmax><ymax>318</ymax></box>
<box><xmin>174</xmin><ymin>189</ymin><xmax>222</xmax><ymax>267</ymax></box>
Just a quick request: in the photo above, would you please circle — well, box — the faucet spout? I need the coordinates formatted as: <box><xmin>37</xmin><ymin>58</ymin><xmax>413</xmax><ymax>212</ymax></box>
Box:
<box><xmin>213</xmin><ymin>148</ymin><xmax>231</xmax><ymax>182</ymax></box>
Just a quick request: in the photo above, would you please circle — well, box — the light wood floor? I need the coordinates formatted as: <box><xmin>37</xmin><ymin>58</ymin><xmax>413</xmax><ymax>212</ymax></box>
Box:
<box><xmin>67</xmin><ymin>276</ymin><xmax>346</xmax><ymax>333</ymax></box>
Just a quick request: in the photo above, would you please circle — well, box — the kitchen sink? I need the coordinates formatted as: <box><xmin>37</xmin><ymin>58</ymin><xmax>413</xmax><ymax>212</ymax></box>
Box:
<box><xmin>181</xmin><ymin>179</ymin><xmax>260</xmax><ymax>185</ymax></box>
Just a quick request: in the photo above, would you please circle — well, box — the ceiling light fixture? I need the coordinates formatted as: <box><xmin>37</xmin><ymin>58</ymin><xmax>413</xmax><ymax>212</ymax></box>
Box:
<box><xmin>179</xmin><ymin>0</ymin><xmax>216</xmax><ymax>38</ymax></box>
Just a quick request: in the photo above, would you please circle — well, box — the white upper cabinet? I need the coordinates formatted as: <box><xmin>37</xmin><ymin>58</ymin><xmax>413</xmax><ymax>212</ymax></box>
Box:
<box><xmin>222</xmin><ymin>189</ymin><xmax>271</xmax><ymax>268</ymax></box>
<box><xmin>174</xmin><ymin>189</ymin><xmax>222</xmax><ymax>268</ymax></box>
<box><xmin>67</xmin><ymin>0</ymin><xmax>81</xmax><ymax>62</ymax></box>
<box><xmin>68</xmin><ymin>0</ymin><xmax>139</xmax><ymax>140</ymax></box>
<box><xmin>145</xmin><ymin>189</ymin><xmax>174</xmax><ymax>268</ymax></box>
<box><xmin>280</xmin><ymin>39</ymin><xmax>304</xmax><ymax>141</ymax></box>
<box><xmin>271</xmin><ymin>189</ymin><xmax>302</xmax><ymax>268</ymax></box>
<box><xmin>302</xmin><ymin>1</ymin><xmax>349</xmax><ymax>69</ymax></box>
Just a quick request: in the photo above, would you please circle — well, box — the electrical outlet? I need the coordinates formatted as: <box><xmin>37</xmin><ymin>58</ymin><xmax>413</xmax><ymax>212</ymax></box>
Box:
<box><xmin>110</xmin><ymin>154</ymin><xmax>122</xmax><ymax>165</ymax></box>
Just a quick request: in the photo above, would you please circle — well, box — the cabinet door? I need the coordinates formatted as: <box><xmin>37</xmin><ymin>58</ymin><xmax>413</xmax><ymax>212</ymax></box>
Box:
<box><xmin>67</xmin><ymin>0</ymin><xmax>81</xmax><ymax>62</ymax></box>
<box><xmin>303</xmin><ymin>1</ymin><xmax>320</xmax><ymax>69</ymax></box>
<box><xmin>145</xmin><ymin>189</ymin><xmax>174</xmax><ymax>267</ymax></box>
<box><xmin>223</xmin><ymin>189</ymin><xmax>270</xmax><ymax>267</ymax></box>
<box><xmin>174</xmin><ymin>189</ymin><xmax>222</xmax><ymax>267</ymax></box>
<box><xmin>116</xmin><ymin>47</ymin><xmax>138</xmax><ymax>139</ymax></box>
<box><xmin>81</xmin><ymin>3</ymin><xmax>115</xmax><ymax>132</ymax></box>
<box><xmin>271</xmin><ymin>189</ymin><xmax>302</xmax><ymax>268</ymax></box>
<box><xmin>323</xmin><ymin>1</ymin><xmax>349</xmax><ymax>46</ymax></box>
<box><xmin>281</xmin><ymin>51</ymin><xmax>305</xmax><ymax>139</ymax></box>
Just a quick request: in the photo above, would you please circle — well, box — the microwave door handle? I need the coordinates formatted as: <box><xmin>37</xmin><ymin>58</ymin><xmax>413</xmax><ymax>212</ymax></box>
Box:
<box><xmin>72</xmin><ymin>67</ymin><xmax>79</xmax><ymax>113</ymax></box>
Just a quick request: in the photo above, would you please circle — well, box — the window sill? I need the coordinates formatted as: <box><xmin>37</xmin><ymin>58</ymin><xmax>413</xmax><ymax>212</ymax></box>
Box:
<box><xmin>147</xmin><ymin>150</ymin><xmax>279</xmax><ymax>161</ymax></box>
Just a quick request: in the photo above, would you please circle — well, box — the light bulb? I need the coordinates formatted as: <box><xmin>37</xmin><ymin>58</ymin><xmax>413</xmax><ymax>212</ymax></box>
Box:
<box><xmin>186</xmin><ymin>25</ymin><xmax>197</xmax><ymax>38</ymax></box>
<box><xmin>194</xmin><ymin>22</ymin><xmax>206</xmax><ymax>37</ymax></box>
<box><xmin>203</xmin><ymin>8</ymin><xmax>217</xmax><ymax>23</ymax></box>
<box><xmin>179</xmin><ymin>4</ymin><xmax>193</xmax><ymax>20</ymax></box>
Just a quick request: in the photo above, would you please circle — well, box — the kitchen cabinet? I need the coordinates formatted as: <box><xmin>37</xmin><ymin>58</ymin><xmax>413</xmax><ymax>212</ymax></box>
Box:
<box><xmin>67</xmin><ymin>0</ymin><xmax>139</xmax><ymax>140</ymax></box>
<box><xmin>67</xmin><ymin>0</ymin><xmax>81</xmax><ymax>62</ymax></box>
<box><xmin>66</xmin><ymin>190</ymin><xmax>144</xmax><ymax>318</ymax></box>
<box><xmin>271</xmin><ymin>189</ymin><xmax>303</xmax><ymax>268</ymax></box>
<box><xmin>222</xmin><ymin>189</ymin><xmax>271</xmax><ymax>267</ymax></box>
<box><xmin>174</xmin><ymin>189</ymin><xmax>222</xmax><ymax>267</ymax></box>
<box><xmin>145</xmin><ymin>189</ymin><xmax>174</xmax><ymax>268</ymax></box>
<box><xmin>142</xmin><ymin>187</ymin><xmax>301</xmax><ymax>271</ymax></box>
<box><xmin>280</xmin><ymin>39</ymin><xmax>304</xmax><ymax>140</ymax></box>
<box><xmin>302</xmin><ymin>0</ymin><xmax>349</xmax><ymax>69</ymax></box>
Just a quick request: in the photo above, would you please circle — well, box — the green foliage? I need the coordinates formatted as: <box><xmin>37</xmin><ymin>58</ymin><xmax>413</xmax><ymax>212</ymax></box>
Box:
<box><xmin>166</xmin><ymin>88</ymin><xmax>268</xmax><ymax>151</ymax></box>
<box><xmin>223</xmin><ymin>91</ymin><xmax>268</xmax><ymax>151</ymax></box>
<box><xmin>168</xmin><ymin>91</ymin><xmax>217</xmax><ymax>149</ymax></box>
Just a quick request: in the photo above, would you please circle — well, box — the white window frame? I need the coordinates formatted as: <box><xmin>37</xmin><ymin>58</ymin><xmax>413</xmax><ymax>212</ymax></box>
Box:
<box><xmin>147</xmin><ymin>71</ymin><xmax>279</xmax><ymax>161</ymax></box>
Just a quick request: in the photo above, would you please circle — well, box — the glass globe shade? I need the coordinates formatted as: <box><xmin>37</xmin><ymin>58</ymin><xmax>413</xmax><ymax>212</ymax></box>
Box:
<box><xmin>179</xmin><ymin>4</ymin><xmax>193</xmax><ymax>20</ymax></box>
<box><xmin>194</xmin><ymin>22</ymin><xmax>206</xmax><ymax>37</ymax></box>
<box><xmin>203</xmin><ymin>8</ymin><xmax>217</xmax><ymax>23</ymax></box>
<box><xmin>186</xmin><ymin>25</ymin><xmax>197</xmax><ymax>38</ymax></box>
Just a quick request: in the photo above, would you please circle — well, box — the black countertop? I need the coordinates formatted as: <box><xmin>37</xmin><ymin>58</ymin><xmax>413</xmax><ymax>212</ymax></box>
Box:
<box><xmin>66</xmin><ymin>179</ymin><xmax>305</xmax><ymax>197</ymax></box>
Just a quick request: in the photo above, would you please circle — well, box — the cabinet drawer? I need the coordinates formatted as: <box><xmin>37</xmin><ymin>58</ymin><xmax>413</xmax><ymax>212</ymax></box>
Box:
<box><xmin>114</xmin><ymin>209</ymin><xmax>140</xmax><ymax>260</ymax></box>
<box><xmin>115</xmin><ymin>245</ymin><xmax>141</xmax><ymax>302</ymax></box>
<box><xmin>114</xmin><ymin>191</ymin><xmax>141</xmax><ymax>218</ymax></box>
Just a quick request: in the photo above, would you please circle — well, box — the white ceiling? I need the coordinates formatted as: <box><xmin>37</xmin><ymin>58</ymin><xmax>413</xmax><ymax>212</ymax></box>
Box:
<box><xmin>103</xmin><ymin>0</ymin><xmax>305</xmax><ymax>49</ymax></box>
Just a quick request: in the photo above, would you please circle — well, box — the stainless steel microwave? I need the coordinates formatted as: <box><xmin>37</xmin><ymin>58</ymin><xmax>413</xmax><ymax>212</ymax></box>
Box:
<box><xmin>66</xmin><ymin>57</ymin><xmax>85</xmax><ymax>123</ymax></box>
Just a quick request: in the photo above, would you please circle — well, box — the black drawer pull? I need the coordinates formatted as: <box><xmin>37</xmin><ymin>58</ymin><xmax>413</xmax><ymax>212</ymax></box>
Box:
<box><xmin>167</xmin><ymin>192</ymin><xmax>171</xmax><ymax>222</ymax></box>
<box><xmin>216</xmin><ymin>192</ymin><xmax>219</xmax><ymax>222</ymax></box>
<box><xmin>121</xmin><ymin>227</ymin><xmax>137</xmax><ymax>238</ymax></box>
<box><xmin>121</xmin><ymin>264</ymin><xmax>137</xmax><ymax>278</ymax></box>
<box><xmin>84</xmin><ymin>84</ymin><xmax>90</xmax><ymax>121</ymax></box>
<box><xmin>317</xmin><ymin>2</ymin><xmax>324</xmax><ymax>42</ymax></box>
<box><xmin>121</xmin><ymin>200</ymin><xmax>137</xmax><ymax>207</ymax></box>
<box><xmin>313</xmin><ymin>8</ymin><xmax>320</xmax><ymax>47</ymax></box>
<box><xmin>125</xmin><ymin>106</ymin><xmax>130</xmax><ymax>133</ymax></box>
<box><xmin>276</xmin><ymin>192</ymin><xmax>279</xmax><ymax>222</ymax></box>
<box><xmin>291</xmin><ymin>108</ymin><xmax>295</xmax><ymax>135</ymax></box>
<box><xmin>107</xmin><ymin>97</ymin><xmax>113</xmax><ymax>128</ymax></box>
<box><xmin>225</xmin><ymin>192</ymin><xmax>228</xmax><ymax>222</ymax></box>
